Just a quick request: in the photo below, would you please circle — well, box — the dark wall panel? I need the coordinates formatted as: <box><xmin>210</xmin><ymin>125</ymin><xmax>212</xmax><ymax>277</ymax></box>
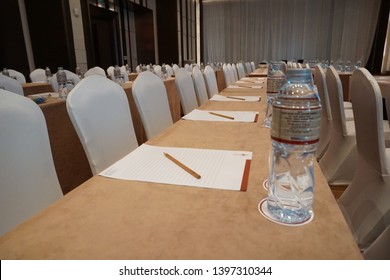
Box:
<box><xmin>25</xmin><ymin>0</ymin><xmax>76</xmax><ymax>73</ymax></box>
<box><xmin>134</xmin><ymin>5</ymin><xmax>155</xmax><ymax>65</ymax></box>
<box><xmin>0</xmin><ymin>0</ymin><xmax>29</xmax><ymax>80</ymax></box>
<box><xmin>156</xmin><ymin>0</ymin><xmax>178</xmax><ymax>64</ymax></box>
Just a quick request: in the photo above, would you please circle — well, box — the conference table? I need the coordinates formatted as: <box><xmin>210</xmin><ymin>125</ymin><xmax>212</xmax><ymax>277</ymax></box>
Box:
<box><xmin>22</xmin><ymin>82</ymin><xmax>53</xmax><ymax>96</ymax></box>
<box><xmin>0</xmin><ymin>77</ymin><xmax>362</xmax><ymax>259</ymax></box>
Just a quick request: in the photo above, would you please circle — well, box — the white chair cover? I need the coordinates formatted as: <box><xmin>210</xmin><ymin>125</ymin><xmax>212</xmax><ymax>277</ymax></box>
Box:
<box><xmin>203</xmin><ymin>65</ymin><xmax>219</xmax><ymax>98</ymax></box>
<box><xmin>172</xmin><ymin>64</ymin><xmax>180</xmax><ymax>75</ymax></box>
<box><xmin>165</xmin><ymin>64</ymin><xmax>173</xmax><ymax>77</ymax></box>
<box><xmin>222</xmin><ymin>63</ymin><xmax>233</xmax><ymax>87</ymax></box>
<box><xmin>231</xmin><ymin>63</ymin><xmax>239</xmax><ymax>81</ymax></box>
<box><xmin>250</xmin><ymin>61</ymin><xmax>256</xmax><ymax>72</ymax></box>
<box><xmin>29</xmin><ymin>68</ymin><xmax>46</xmax><ymax>82</ymax></box>
<box><xmin>7</xmin><ymin>69</ymin><xmax>26</xmax><ymax>84</ymax></box>
<box><xmin>66</xmin><ymin>76</ymin><xmax>138</xmax><ymax>175</ymax></box>
<box><xmin>0</xmin><ymin>74</ymin><xmax>24</xmax><ymax>95</ymax></box>
<box><xmin>227</xmin><ymin>63</ymin><xmax>237</xmax><ymax>83</ymax></box>
<box><xmin>338</xmin><ymin>68</ymin><xmax>390</xmax><ymax>250</ymax></box>
<box><xmin>154</xmin><ymin>65</ymin><xmax>162</xmax><ymax>77</ymax></box>
<box><xmin>192</xmin><ymin>66</ymin><xmax>209</xmax><ymax>106</ymax></box>
<box><xmin>319</xmin><ymin>66</ymin><xmax>357</xmax><ymax>185</ymax></box>
<box><xmin>314</xmin><ymin>64</ymin><xmax>332</xmax><ymax>160</ymax></box>
<box><xmin>175</xmin><ymin>68</ymin><xmax>199</xmax><ymax>115</ymax></box>
<box><xmin>132</xmin><ymin>71</ymin><xmax>173</xmax><ymax>140</ymax></box>
<box><xmin>236</xmin><ymin>63</ymin><xmax>246</xmax><ymax>80</ymax></box>
<box><xmin>0</xmin><ymin>89</ymin><xmax>63</xmax><ymax>236</ymax></box>
<box><xmin>84</xmin><ymin>66</ymin><xmax>106</xmax><ymax>77</ymax></box>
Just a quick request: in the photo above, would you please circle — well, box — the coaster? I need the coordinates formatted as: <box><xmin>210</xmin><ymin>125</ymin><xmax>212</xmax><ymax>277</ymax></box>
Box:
<box><xmin>258</xmin><ymin>198</ymin><xmax>314</xmax><ymax>227</ymax></box>
<box><xmin>263</xmin><ymin>179</ymin><xmax>268</xmax><ymax>191</ymax></box>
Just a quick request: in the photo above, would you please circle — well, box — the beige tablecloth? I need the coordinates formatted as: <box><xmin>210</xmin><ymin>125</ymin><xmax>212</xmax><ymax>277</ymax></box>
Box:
<box><xmin>0</xmin><ymin>77</ymin><xmax>362</xmax><ymax>259</ymax></box>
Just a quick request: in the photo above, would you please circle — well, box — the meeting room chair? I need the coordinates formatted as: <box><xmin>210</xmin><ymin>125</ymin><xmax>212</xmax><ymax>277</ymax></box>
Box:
<box><xmin>363</xmin><ymin>225</ymin><xmax>390</xmax><ymax>260</ymax></box>
<box><xmin>203</xmin><ymin>65</ymin><xmax>219</xmax><ymax>98</ymax></box>
<box><xmin>66</xmin><ymin>75</ymin><xmax>138</xmax><ymax>175</ymax></box>
<box><xmin>0</xmin><ymin>89</ymin><xmax>63</xmax><ymax>237</ymax></box>
<box><xmin>5</xmin><ymin>69</ymin><xmax>26</xmax><ymax>84</ymax></box>
<box><xmin>184</xmin><ymin>64</ymin><xmax>192</xmax><ymax>72</ymax></box>
<box><xmin>250</xmin><ymin>61</ymin><xmax>256</xmax><ymax>72</ymax></box>
<box><xmin>50</xmin><ymin>69</ymin><xmax>81</xmax><ymax>92</ymax></box>
<box><xmin>338</xmin><ymin>68</ymin><xmax>390</xmax><ymax>251</ymax></box>
<box><xmin>172</xmin><ymin>64</ymin><xmax>180</xmax><ymax>75</ymax></box>
<box><xmin>175</xmin><ymin>68</ymin><xmax>199</xmax><ymax>115</ymax></box>
<box><xmin>227</xmin><ymin>63</ymin><xmax>238</xmax><ymax>83</ymax></box>
<box><xmin>192</xmin><ymin>66</ymin><xmax>209</xmax><ymax>106</ymax></box>
<box><xmin>132</xmin><ymin>71</ymin><xmax>174</xmax><ymax>140</ymax></box>
<box><xmin>319</xmin><ymin>66</ymin><xmax>357</xmax><ymax>185</ymax></box>
<box><xmin>29</xmin><ymin>68</ymin><xmax>46</xmax><ymax>82</ymax></box>
<box><xmin>154</xmin><ymin>65</ymin><xmax>162</xmax><ymax>77</ymax></box>
<box><xmin>231</xmin><ymin>63</ymin><xmax>239</xmax><ymax>82</ymax></box>
<box><xmin>222</xmin><ymin>63</ymin><xmax>233</xmax><ymax>87</ymax></box>
<box><xmin>107</xmin><ymin>66</ymin><xmax>114</xmax><ymax>77</ymax></box>
<box><xmin>165</xmin><ymin>64</ymin><xmax>173</xmax><ymax>77</ymax></box>
<box><xmin>84</xmin><ymin>66</ymin><xmax>106</xmax><ymax>78</ymax></box>
<box><xmin>236</xmin><ymin>62</ymin><xmax>246</xmax><ymax>80</ymax></box>
<box><xmin>314</xmin><ymin>64</ymin><xmax>332</xmax><ymax>160</ymax></box>
<box><xmin>0</xmin><ymin>74</ymin><xmax>24</xmax><ymax>95</ymax></box>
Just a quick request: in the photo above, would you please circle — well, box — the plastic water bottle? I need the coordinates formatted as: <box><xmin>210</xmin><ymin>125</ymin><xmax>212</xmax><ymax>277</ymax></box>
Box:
<box><xmin>56</xmin><ymin>67</ymin><xmax>67</xmax><ymax>99</ymax></box>
<box><xmin>45</xmin><ymin>67</ymin><xmax>52</xmax><ymax>83</ymax></box>
<box><xmin>2</xmin><ymin>68</ymin><xmax>10</xmax><ymax>77</ymax></box>
<box><xmin>264</xmin><ymin>61</ymin><xmax>286</xmax><ymax>128</ymax></box>
<box><xmin>267</xmin><ymin>68</ymin><xmax>321</xmax><ymax>224</ymax></box>
<box><xmin>113</xmin><ymin>65</ymin><xmax>123</xmax><ymax>85</ymax></box>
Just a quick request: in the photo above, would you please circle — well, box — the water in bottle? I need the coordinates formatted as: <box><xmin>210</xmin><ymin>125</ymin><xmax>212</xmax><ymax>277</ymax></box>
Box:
<box><xmin>267</xmin><ymin>68</ymin><xmax>321</xmax><ymax>224</ymax></box>
<box><xmin>264</xmin><ymin>61</ymin><xmax>286</xmax><ymax>128</ymax></box>
<box><xmin>113</xmin><ymin>65</ymin><xmax>124</xmax><ymax>85</ymax></box>
<box><xmin>56</xmin><ymin>67</ymin><xmax>68</xmax><ymax>99</ymax></box>
<box><xmin>45</xmin><ymin>67</ymin><xmax>52</xmax><ymax>83</ymax></box>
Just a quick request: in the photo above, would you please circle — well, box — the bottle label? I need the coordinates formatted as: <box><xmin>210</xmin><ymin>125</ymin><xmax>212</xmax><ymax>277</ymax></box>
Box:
<box><xmin>267</xmin><ymin>76</ymin><xmax>286</xmax><ymax>95</ymax></box>
<box><xmin>271</xmin><ymin>105</ymin><xmax>321</xmax><ymax>145</ymax></box>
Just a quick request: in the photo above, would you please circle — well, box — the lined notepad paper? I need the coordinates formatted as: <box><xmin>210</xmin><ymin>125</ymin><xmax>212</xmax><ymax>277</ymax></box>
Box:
<box><xmin>100</xmin><ymin>144</ymin><xmax>252</xmax><ymax>191</ymax></box>
<box><xmin>182</xmin><ymin>109</ymin><xmax>258</xmax><ymax>122</ymax></box>
<box><xmin>210</xmin><ymin>95</ymin><xmax>261</xmax><ymax>102</ymax></box>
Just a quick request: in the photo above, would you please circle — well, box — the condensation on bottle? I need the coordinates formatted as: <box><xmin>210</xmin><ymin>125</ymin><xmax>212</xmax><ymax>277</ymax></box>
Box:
<box><xmin>267</xmin><ymin>68</ymin><xmax>321</xmax><ymax>224</ymax></box>
<box><xmin>264</xmin><ymin>61</ymin><xmax>286</xmax><ymax>128</ymax></box>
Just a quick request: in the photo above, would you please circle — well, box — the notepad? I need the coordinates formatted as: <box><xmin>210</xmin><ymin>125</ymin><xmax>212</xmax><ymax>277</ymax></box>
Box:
<box><xmin>210</xmin><ymin>95</ymin><xmax>261</xmax><ymax>102</ymax></box>
<box><xmin>100</xmin><ymin>144</ymin><xmax>252</xmax><ymax>191</ymax></box>
<box><xmin>28</xmin><ymin>92</ymin><xmax>59</xmax><ymax>98</ymax></box>
<box><xmin>236</xmin><ymin>80</ymin><xmax>264</xmax><ymax>84</ymax></box>
<box><xmin>182</xmin><ymin>109</ymin><xmax>258</xmax><ymax>122</ymax></box>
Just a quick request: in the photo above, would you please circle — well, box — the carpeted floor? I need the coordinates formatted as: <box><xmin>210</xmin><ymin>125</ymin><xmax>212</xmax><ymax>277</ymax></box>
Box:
<box><xmin>330</xmin><ymin>185</ymin><xmax>349</xmax><ymax>200</ymax></box>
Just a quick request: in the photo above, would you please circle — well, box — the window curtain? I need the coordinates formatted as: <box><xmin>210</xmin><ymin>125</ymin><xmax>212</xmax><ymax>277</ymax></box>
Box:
<box><xmin>381</xmin><ymin>12</ymin><xmax>390</xmax><ymax>74</ymax></box>
<box><xmin>202</xmin><ymin>0</ymin><xmax>381</xmax><ymax>66</ymax></box>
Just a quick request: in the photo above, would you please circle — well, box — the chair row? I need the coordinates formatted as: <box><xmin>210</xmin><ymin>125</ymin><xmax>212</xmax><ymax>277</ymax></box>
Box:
<box><xmin>314</xmin><ymin>65</ymin><xmax>390</xmax><ymax>255</ymax></box>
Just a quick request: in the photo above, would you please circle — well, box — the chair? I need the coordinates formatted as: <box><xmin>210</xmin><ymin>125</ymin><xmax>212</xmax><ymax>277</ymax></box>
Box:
<box><xmin>363</xmin><ymin>225</ymin><xmax>390</xmax><ymax>259</ymax></box>
<box><xmin>120</xmin><ymin>66</ymin><xmax>129</xmax><ymax>82</ymax></box>
<box><xmin>0</xmin><ymin>74</ymin><xmax>24</xmax><ymax>95</ymax></box>
<box><xmin>192</xmin><ymin>66</ymin><xmax>209</xmax><ymax>106</ymax></box>
<box><xmin>203</xmin><ymin>65</ymin><xmax>219</xmax><ymax>98</ymax></box>
<box><xmin>319</xmin><ymin>66</ymin><xmax>357</xmax><ymax>185</ymax></box>
<box><xmin>236</xmin><ymin>63</ymin><xmax>246</xmax><ymax>80</ymax></box>
<box><xmin>338</xmin><ymin>68</ymin><xmax>390</xmax><ymax>250</ymax></box>
<box><xmin>154</xmin><ymin>65</ymin><xmax>162</xmax><ymax>77</ymax></box>
<box><xmin>313</xmin><ymin>64</ymin><xmax>332</xmax><ymax>160</ymax></box>
<box><xmin>184</xmin><ymin>63</ymin><xmax>192</xmax><ymax>72</ymax></box>
<box><xmin>135</xmin><ymin>65</ymin><xmax>142</xmax><ymax>73</ymax></box>
<box><xmin>175</xmin><ymin>68</ymin><xmax>199</xmax><ymax>115</ymax></box>
<box><xmin>165</xmin><ymin>64</ymin><xmax>173</xmax><ymax>77</ymax></box>
<box><xmin>245</xmin><ymin>62</ymin><xmax>252</xmax><ymax>74</ymax></box>
<box><xmin>0</xmin><ymin>89</ymin><xmax>63</xmax><ymax>236</ymax></box>
<box><xmin>250</xmin><ymin>61</ymin><xmax>256</xmax><ymax>72</ymax></box>
<box><xmin>107</xmin><ymin>66</ymin><xmax>114</xmax><ymax>77</ymax></box>
<box><xmin>132</xmin><ymin>71</ymin><xmax>173</xmax><ymax>139</ymax></box>
<box><xmin>227</xmin><ymin>63</ymin><xmax>238</xmax><ymax>83</ymax></box>
<box><xmin>66</xmin><ymin>75</ymin><xmax>138</xmax><ymax>175</ymax></box>
<box><xmin>6</xmin><ymin>69</ymin><xmax>26</xmax><ymax>84</ymax></box>
<box><xmin>172</xmin><ymin>64</ymin><xmax>180</xmax><ymax>75</ymax></box>
<box><xmin>50</xmin><ymin>69</ymin><xmax>81</xmax><ymax>92</ymax></box>
<box><xmin>84</xmin><ymin>66</ymin><xmax>106</xmax><ymax>78</ymax></box>
<box><xmin>222</xmin><ymin>63</ymin><xmax>233</xmax><ymax>87</ymax></box>
<box><xmin>29</xmin><ymin>68</ymin><xmax>46</xmax><ymax>82</ymax></box>
<box><xmin>231</xmin><ymin>63</ymin><xmax>239</xmax><ymax>82</ymax></box>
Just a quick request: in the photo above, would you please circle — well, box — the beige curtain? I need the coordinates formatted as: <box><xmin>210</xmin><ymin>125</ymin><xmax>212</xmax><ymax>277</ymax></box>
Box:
<box><xmin>202</xmin><ymin>0</ymin><xmax>381</xmax><ymax>66</ymax></box>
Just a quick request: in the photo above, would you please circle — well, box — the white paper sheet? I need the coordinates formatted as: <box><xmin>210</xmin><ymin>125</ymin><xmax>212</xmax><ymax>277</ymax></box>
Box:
<box><xmin>210</xmin><ymin>95</ymin><xmax>261</xmax><ymax>102</ymax></box>
<box><xmin>236</xmin><ymin>80</ymin><xmax>264</xmax><ymax>84</ymax></box>
<box><xmin>28</xmin><ymin>92</ymin><xmax>59</xmax><ymax>98</ymax></box>
<box><xmin>228</xmin><ymin>85</ymin><xmax>263</xmax><ymax>89</ymax></box>
<box><xmin>242</xmin><ymin>77</ymin><xmax>265</xmax><ymax>81</ymax></box>
<box><xmin>100</xmin><ymin>144</ymin><xmax>252</xmax><ymax>191</ymax></box>
<box><xmin>182</xmin><ymin>109</ymin><xmax>258</xmax><ymax>122</ymax></box>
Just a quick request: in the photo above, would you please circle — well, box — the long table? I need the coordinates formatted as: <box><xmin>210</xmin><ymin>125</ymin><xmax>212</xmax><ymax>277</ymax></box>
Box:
<box><xmin>0</xmin><ymin>78</ymin><xmax>361</xmax><ymax>259</ymax></box>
